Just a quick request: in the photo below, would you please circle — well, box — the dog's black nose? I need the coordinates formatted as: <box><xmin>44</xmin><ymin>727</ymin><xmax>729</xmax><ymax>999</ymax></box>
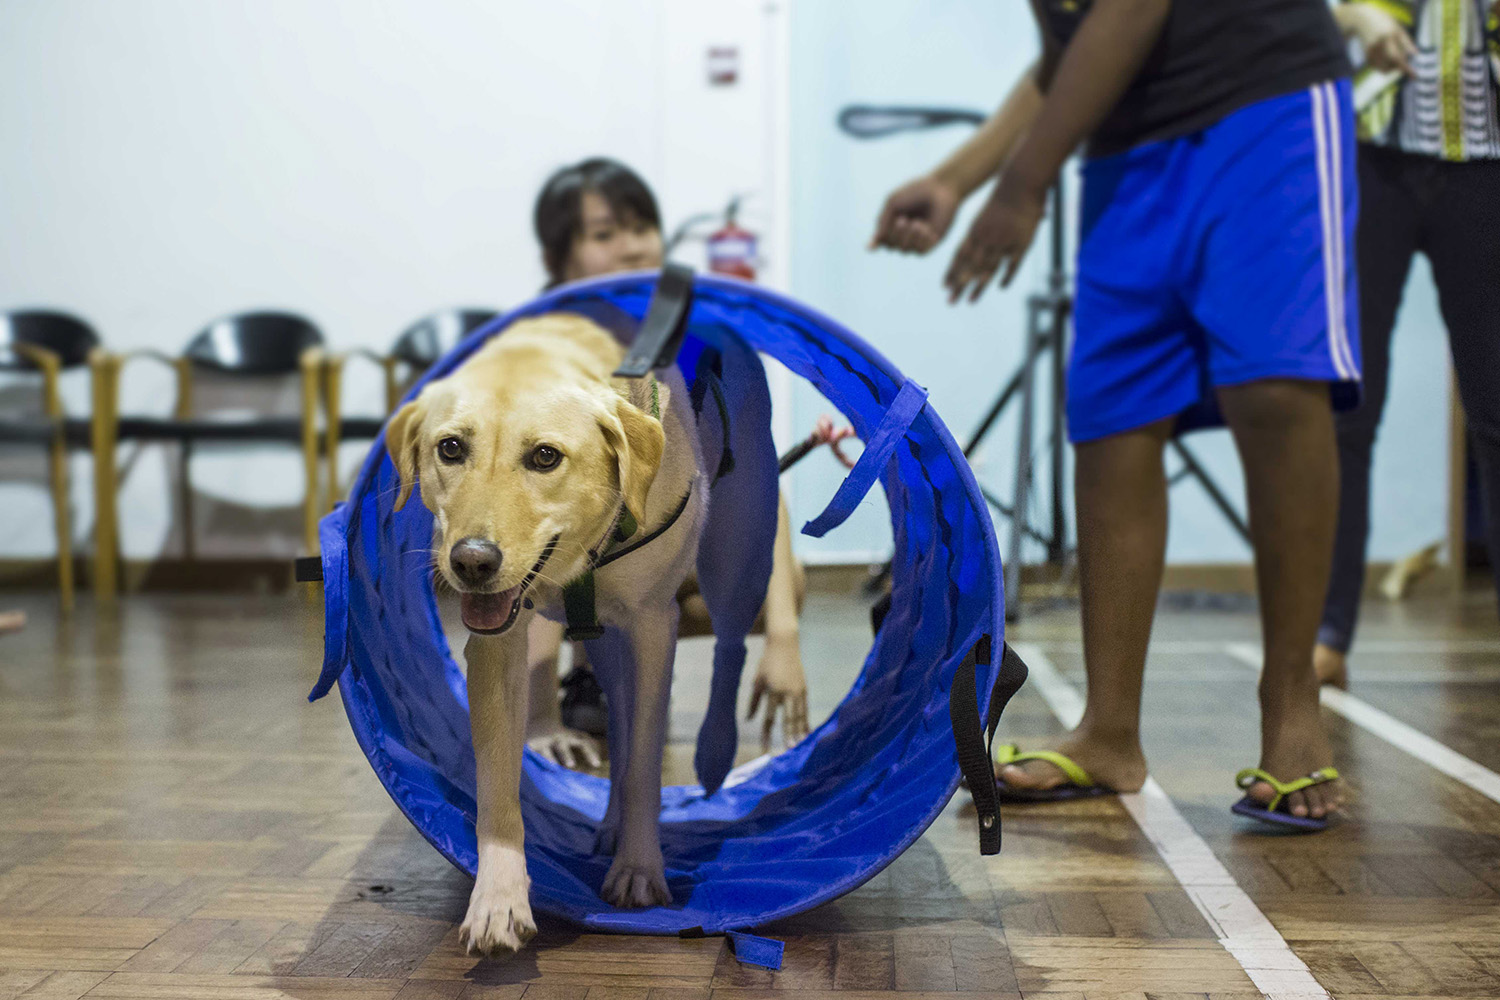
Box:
<box><xmin>450</xmin><ymin>538</ymin><xmax>502</xmax><ymax>588</ymax></box>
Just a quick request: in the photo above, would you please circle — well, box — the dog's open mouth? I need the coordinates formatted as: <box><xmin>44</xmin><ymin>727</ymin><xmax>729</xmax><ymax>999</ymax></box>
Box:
<box><xmin>460</xmin><ymin>586</ymin><xmax>524</xmax><ymax>635</ymax></box>
<box><xmin>458</xmin><ymin>536</ymin><xmax>559</xmax><ymax>636</ymax></box>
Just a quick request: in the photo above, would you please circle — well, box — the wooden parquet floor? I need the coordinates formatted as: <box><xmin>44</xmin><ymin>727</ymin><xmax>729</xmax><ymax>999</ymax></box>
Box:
<box><xmin>1</xmin><ymin>588</ymin><xmax>1498</xmax><ymax>999</ymax></box>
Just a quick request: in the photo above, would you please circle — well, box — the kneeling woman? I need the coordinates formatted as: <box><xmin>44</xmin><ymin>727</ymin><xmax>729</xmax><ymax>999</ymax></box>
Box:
<box><xmin>524</xmin><ymin>157</ymin><xmax>834</xmax><ymax>768</ymax></box>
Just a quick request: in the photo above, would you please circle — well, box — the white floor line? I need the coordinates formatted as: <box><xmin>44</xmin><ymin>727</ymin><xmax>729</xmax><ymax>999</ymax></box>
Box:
<box><xmin>1010</xmin><ymin>642</ymin><xmax>1330</xmax><ymax>1000</ymax></box>
<box><xmin>1140</xmin><ymin>666</ymin><xmax>1500</xmax><ymax>684</ymax></box>
<box><xmin>1224</xmin><ymin>642</ymin><xmax>1500</xmax><ymax>805</ymax></box>
<box><xmin>1041</xmin><ymin>638</ymin><xmax>1500</xmax><ymax>655</ymax></box>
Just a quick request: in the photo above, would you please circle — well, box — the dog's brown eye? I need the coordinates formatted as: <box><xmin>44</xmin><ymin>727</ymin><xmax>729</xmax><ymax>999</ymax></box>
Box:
<box><xmin>437</xmin><ymin>437</ymin><xmax>466</xmax><ymax>464</ymax></box>
<box><xmin>529</xmin><ymin>445</ymin><xmax>562</xmax><ymax>471</ymax></box>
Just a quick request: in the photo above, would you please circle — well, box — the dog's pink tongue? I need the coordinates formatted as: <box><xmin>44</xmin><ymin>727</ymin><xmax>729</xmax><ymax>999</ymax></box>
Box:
<box><xmin>461</xmin><ymin>587</ymin><xmax>519</xmax><ymax>632</ymax></box>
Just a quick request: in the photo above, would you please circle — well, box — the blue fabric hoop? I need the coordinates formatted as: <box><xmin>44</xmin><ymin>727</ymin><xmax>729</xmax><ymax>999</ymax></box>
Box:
<box><xmin>311</xmin><ymin>272</ymin><xmax>1010</xmax><ymax>934</ymax></box>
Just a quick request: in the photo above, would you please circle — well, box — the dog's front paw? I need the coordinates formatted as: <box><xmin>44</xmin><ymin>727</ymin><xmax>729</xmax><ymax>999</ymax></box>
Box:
<box><xmin>461</xmin><ymin>847</ymin><xmax>535</xmax><ymax>957</ymax></box>
<box><xmin>601</xmin><ymin>849</ymin><xmax>670</xmax><ymax>909</ymax></box>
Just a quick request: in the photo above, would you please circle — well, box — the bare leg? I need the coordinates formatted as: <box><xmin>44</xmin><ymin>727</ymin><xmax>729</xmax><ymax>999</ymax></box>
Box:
<box><xmin>748</xmin><ymin>492</ymin><xmax>810</xmax><ymax>749</ymax></box>
<box><xmin>1220</xmin><ymin>379</ymin><xmax>1345</xmax><ymax>820</ymax></box>
<box><xmin>461</xmin><ymin>626</ymin><xmax>537</xmax><ymax>954</ymax></box>
<box><xmin>525</xmin><ymin>616</ymin><xmax>601</xmax><ymax>769</ymax></box>
<box><xmin>999</xmin><ymin>419</ymin><xmax>1172</xmax><ymax>793</ymax></box>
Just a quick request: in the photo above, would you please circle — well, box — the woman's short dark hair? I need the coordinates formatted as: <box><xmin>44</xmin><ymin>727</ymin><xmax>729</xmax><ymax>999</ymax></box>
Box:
<box><xmin>534</xmin><ymin>158</ymin><xmax>662</xmax><ymax>286</ymax></box>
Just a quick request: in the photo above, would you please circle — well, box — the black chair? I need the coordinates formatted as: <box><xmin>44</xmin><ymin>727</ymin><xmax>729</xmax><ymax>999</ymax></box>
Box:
<box><xmin>96</xmin><ymin>312</ymin><xmax>326</xmax><ymax>593</ymax></box>
<box><xmin>0</xmin><ymin>311</ymin><xmax>106</xmax><ymax>610</ymax></box>
<box><xmin>323</xmin><ymin>308</ymin><xmax>498</xmax><ymax>501</ymax></box>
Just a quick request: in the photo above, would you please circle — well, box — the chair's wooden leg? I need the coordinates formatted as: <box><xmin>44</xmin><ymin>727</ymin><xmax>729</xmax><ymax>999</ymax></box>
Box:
<box><xmin>384</xmin><ymin>361</ymin><xmax>400</xmax><ymax>416</ymax></box>
<box><xmin>179</xmin><ymin>441</ymin><xmax>195</xmax><ymax>561</ymax></box>
<box><xmin>301</xmin><ymin>354</ymin><xmax>322</xmax><ymax>556</ymax></box>
<box><xmin>90</xmin><ymin>355</ymin><xmax>119</xmax><ymax>603</ymax></box>
<box><xmin>324</xmin><ymin>358</ymin><xmax>343</xmax><ymax>513</ymax></box>
<box><xmin>48</xmin><ymin>429</ymin><xmax>75</xmax><ymax>613</ymax></box>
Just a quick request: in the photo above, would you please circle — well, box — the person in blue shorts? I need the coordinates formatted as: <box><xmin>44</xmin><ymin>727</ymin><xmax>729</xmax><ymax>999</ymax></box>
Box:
<box><xmin>872</xmin><ymin>0</ymin><xmax>1357</xmax><ymax>829</ymax></box>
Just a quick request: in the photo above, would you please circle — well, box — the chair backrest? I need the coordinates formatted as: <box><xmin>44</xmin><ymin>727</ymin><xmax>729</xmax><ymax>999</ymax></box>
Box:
<box><xmin>0</xmin><ymin>311</ymin><xmax>102</xmax><ymax>371</ymax></box>
<box><xmin>184</xmin><ymin>311</ymin><xmax>324</xmax><ymax>375</ymax></box>
<box><xmin>391</xmin><ymin>309</ymin><xmax>498</xmax><ymax>373</ymax></box>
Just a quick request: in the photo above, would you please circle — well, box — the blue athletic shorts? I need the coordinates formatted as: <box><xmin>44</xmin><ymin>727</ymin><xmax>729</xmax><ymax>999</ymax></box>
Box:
<box><xmin>1068</xmin><ymin>79</ymin><xmax>1361</xmax><ymax>443</ymax></box>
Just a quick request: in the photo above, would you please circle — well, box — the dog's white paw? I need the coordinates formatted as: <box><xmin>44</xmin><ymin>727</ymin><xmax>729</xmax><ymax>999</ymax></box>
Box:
<box><xmin>601</xmin><ymin>849</ymin><xmax>670</xmax><ymax>909</ymax></box>
<box><xmin>526</xmin><ymin>726</ymin><xmax>602</xmax><ymax>770</ymax></box>
<box><xmin>460</xmin><ymin>884</ymin><xmax>536</xmax><ymax>956</ymax></box>
<box><xmin>461</xmin><ymin>846</ymin><xmax>535</xmax><ymax>957</ymax></box>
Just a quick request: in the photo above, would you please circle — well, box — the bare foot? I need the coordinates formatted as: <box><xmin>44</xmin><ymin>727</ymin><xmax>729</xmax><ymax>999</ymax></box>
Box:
<box><xmin>1313</xmin><ymin>643</ymin><xmax>1348</xmax><ymax>689</ymax></box>
<box><xmin>1246</xmin><ymin>672</ymin><xmax>1345</xmax><ymax>820</ymax></box>
<box><xmin>997</xmin><ymin>727</ymin><xmax>1149</xmax><ymax>793</ymax></box>
<box><xmin>0</xmin><ymin>610</ymin><xmax>25</xmax><ymax>635</ymax></box>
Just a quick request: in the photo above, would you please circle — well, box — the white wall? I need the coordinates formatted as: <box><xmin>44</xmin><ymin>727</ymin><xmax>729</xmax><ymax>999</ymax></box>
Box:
<box><xmin>1</xmin><ymin>0</ymin><xmax>1456</xmax><ymax>572</ymax></box>
<box><xmin>0</xmin><ymin>0</ymin><xmax>786</xmax><ymax>560</ymax></box>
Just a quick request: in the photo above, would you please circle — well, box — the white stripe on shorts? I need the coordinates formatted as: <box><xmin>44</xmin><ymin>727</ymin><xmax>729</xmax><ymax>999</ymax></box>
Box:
<box><xmin>1311</xmin><ymin>83</ymin><xmax>1356</xmax><ymax>380</ymax></box>
<box><xmin>1323</xmin><ymin>81</ymin><xmax>1358</xmax><ymax>380</ymax></box>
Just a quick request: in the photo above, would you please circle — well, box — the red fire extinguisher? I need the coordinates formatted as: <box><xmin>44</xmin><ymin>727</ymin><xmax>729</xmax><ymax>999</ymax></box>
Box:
<box><xmin>706</xmin><ymin>197</ymin><xmax>757</xmax><ymax>282</ymax></box>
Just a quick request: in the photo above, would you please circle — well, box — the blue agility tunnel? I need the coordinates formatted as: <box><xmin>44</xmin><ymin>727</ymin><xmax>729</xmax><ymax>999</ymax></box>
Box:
<box><xmin>306</xmin><ymin>272</ymin><xmax>1026</xmax><ymax>935</ymax></box>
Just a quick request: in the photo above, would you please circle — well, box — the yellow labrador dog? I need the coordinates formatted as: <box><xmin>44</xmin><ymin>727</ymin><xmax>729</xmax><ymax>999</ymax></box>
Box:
<box><xmin>386</xmin><ymin>313</ymin><xmax>709</xmax><ymax>953</ymax></box>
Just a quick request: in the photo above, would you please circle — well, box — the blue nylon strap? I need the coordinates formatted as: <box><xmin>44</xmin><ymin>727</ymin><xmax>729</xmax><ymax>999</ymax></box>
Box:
<box><xmin>308</xmin><ymin>503</ymin><xmax>351</xmax><ymax>702</ymax></box>
<box><xmin>801</xmin><ymin>378</ymin><xmax>928</xmax><ymax>539</ymax></box>
<box><xmin>727</xmin><ymin>931</ymin><xmax>785</xmax><ymax>970</ymax></box>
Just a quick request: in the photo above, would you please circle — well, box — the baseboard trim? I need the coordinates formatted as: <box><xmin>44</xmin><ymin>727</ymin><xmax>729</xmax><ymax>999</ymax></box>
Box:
<box><xmin>0</xmin><ymin>557</ymin><xmax>1467</xmax><ymax>599</ymax></box>
<box><xmin>0</xmin><ymin>558</ymin><xmax>296</xmax><ymax>594</ymax></box>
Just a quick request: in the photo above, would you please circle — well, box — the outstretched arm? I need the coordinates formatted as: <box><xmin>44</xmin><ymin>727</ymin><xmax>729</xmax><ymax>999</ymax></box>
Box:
<box><xmin>944</xmin><ymin>0</ymin><xmax>1170</xmax><ymax>301</ymax></box>
<box><xmin>869</xmin><ymin>67</ymin><xmax>1044</xmax><ymax>255</ymax></box>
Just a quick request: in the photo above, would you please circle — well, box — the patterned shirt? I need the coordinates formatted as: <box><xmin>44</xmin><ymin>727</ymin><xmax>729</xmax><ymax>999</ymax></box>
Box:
<box><xmin>1353</xmin><ymin>0</ymin><xmax>1500</xmax><ymax>159</ymax></box>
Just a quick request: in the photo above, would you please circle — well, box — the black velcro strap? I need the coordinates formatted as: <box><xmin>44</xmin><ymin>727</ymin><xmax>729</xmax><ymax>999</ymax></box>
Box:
<box><xmin>950</xmin><ymin>636</ymin><xmax>1030</xmax><ymax>855</ymax></box>
<box><xmin>563</xmin><ymin>572</ymin><xmax>605</xmax><ymax>641</ymax></box>
<box><xmin>294</xmin><ymin>556</ymin><xmax>323</xmax><ymax>582</ymax></box>
<box><xmin>615</xmin><ymin>263</ymin><xmax>695</xmax><ymax>378</ymax></box>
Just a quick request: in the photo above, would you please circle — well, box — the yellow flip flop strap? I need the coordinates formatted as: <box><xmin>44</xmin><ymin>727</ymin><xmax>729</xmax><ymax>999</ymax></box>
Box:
<box><xmin>1235</xmin><ymin>766</ymin><xmax>1340</xmax><ymax>813</ymax></box>
<box><xmin>994</xmin><ymin>743</ymin><xmax>1096</xmax><ymax>787</ymax></box>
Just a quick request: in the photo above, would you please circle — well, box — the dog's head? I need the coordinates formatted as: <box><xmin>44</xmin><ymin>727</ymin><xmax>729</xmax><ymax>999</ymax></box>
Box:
<box><xmin>386</xmin><ymin>327</ymin><xmax>667</xmax><ymax>636</ymax></box>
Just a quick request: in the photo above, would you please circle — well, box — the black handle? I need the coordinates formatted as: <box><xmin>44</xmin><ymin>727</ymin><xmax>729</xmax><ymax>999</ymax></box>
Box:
<box><xmin>835</xmin><ymin>104</ymin><xmax>986</xmax><ymax>140</ymax></box>
<box><xmin>949</xmin><ymin>636</ymin><xmax>1030</xmax><ymax>855</ymax></box>
<box><xmin>614</xmin><ymin>263</ymin><xmax>695</xmax><ymax>378</ymax></box>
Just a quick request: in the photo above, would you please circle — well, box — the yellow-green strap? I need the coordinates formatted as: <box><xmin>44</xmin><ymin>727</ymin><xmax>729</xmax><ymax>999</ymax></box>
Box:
<box><xmin>994</xmin><ymin>743</ymin><xmax>1095</xmax><ymax>788</ymax></box>
<box><xmin>1235</xmin><ymin>766</ymin><xmax>1340</xmax><ymax>813</ymax></box>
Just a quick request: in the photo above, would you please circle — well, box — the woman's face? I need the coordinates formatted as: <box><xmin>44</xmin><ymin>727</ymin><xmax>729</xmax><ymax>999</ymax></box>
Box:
<box><xmin>561</xmin><ymin>190</ymin><xmax>664</xmax><ymax>282</ymax></box>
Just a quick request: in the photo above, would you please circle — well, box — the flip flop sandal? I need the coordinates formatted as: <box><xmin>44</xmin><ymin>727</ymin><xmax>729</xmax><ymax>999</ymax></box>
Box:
<box><xmin>1231</xmin><ymin>766</ymin><xmax>1340</xmax><ymax>832</ymax></box>
<box><xmin>993</xmin><ymin>743</ymin><xmax>1114</xmax><ymax>803</ymax></box>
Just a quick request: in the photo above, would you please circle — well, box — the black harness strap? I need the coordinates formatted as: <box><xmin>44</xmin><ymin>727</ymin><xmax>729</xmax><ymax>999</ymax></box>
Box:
<box><xmin>614</xmin><ymin>263</ymin><xmax>695</xmax><ymax>378</ymax></box>
<box><xmin>561</xmin><ymin>486</ymin><xmax>694</xmax><ymax>641</ymax></box>
<box><xmin>689</xmin><ymin>348</ymin><xmax>735</xmax><ymax>483</ymax></box>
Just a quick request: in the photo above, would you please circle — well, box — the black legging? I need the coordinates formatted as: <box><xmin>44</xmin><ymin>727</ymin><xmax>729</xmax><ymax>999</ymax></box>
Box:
<box><xmin>1319</xmin><ymin>145</ymin><xmax>1500</xmax><ymax>652</ymax></box>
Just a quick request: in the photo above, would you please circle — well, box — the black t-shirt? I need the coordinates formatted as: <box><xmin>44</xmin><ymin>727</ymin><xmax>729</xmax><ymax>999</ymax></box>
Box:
<box><xmin>1039</xmin><ymin>0</ymin><xmax>1352</xmax><ymax>158</ymax></box>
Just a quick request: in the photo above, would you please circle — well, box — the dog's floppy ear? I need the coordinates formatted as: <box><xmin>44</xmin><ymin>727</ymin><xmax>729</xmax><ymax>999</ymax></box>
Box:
<box><xmin>600</xmin><ymin>380</ymin><xmax>668</xmax><ymax>519</ymax></box>
<box><xmin>385</xmin><ymin>397</ymin><xmax>426</xmax><ymax>511</ymax></box>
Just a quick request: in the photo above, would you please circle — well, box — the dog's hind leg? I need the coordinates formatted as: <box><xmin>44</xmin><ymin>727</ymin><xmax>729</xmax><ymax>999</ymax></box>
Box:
<box><xmin>585</xmin><ymin>628</ymin><xmax>635</xmax><ymax>855</ymax></box>
<box><xmin>601</xmin><ymin>601</ymin><xmax>679</xmax><ymax>908</ymax></box>
<box><xmin>692</xmin><ymin>349</ymin><xmax>779</xmax><ymax>795</ymax></box>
